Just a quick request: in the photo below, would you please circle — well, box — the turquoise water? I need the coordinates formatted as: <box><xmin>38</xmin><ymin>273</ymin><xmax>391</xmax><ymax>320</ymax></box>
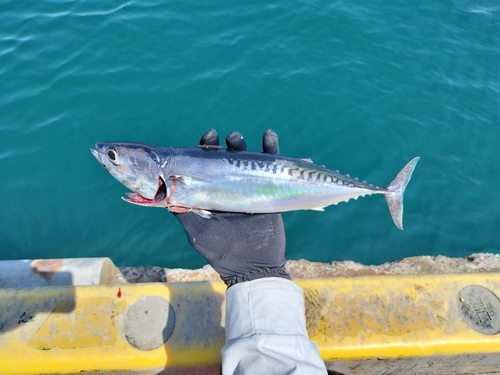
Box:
<box><xmin>1</xmin><ymin>1</ymin><xmax>499</xmax><ymax>268</ymax></box>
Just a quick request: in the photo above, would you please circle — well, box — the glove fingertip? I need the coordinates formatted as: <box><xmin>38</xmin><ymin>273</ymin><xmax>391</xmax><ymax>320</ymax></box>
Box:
<box><xmin>226</xmin><ymin>132</ymin><xmax>247</xmax><ymax>151</ymax></box>
<box><xmin>200</xmin><ymin>129</ymin><xmax>219</xmax><ymax>146</ymax></box>
<box><xmin>262</xmin><ymin>129</ymin><xmax>279</xmax><ymax>155</ymax></box>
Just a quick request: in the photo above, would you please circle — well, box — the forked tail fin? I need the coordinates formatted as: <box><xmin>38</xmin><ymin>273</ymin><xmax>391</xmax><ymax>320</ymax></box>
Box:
<box><xmin>384</xmin><ymin>157</ymin><xmax>420</xmax><ymax>230</ymax></box>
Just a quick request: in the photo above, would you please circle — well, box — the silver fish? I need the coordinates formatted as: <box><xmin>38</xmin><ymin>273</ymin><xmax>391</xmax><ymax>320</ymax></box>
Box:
<box><xmin>91</xmin><ymin>143</ymin><xmax>419</xmax><ymax>229</ymax></box>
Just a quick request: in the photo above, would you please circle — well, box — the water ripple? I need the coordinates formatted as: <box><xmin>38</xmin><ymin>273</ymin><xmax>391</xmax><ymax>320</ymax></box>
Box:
<box><xmin>1</xmin><ymin>0</ymin><xmax>499</xmax><ymax>266</ymax></box>
<box><xmin>29</xmin><ymin>113</ymin><xmax>67</xmax><ymax>133</ymax></box>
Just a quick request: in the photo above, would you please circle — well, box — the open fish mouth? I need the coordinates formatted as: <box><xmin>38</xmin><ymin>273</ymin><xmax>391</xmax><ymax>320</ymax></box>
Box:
<box><xmin>122</xmin><ymin>177</ymin><xmax>167</xmax><ymax>206</ymax></box>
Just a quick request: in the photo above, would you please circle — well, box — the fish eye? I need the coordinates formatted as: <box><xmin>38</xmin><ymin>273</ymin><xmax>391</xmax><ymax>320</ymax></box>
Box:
<box><xmin>106</xmin><ymin>148</ymin><xmax>118</xmax><ymax>165</ymax></box>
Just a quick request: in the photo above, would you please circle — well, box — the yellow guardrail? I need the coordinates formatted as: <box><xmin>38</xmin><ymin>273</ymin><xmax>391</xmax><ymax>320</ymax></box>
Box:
<box><xmin>1</xmin><ymin>273</ymin><xmax>500</xmax><ymax>374</ymax></box>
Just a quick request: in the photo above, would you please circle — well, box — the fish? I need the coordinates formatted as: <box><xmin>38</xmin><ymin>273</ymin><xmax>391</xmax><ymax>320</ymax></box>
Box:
<box><xmin>91</xmin><ymin>142</ymin><xmax>419</xmax><ymax>229</ymax></box>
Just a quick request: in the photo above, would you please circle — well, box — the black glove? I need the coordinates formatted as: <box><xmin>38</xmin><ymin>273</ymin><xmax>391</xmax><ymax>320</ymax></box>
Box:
<box><xmin>173</xmin><ymin>129</ymin><xmax>290</xmax><ymax>287</ymax></box>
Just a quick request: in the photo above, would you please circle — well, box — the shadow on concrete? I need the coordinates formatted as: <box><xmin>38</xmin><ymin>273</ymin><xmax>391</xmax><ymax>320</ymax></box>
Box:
<box><xmin>158</xmin><ymin>280</ymin><xmax>225</xmax><ymax>375</ymax></box>
<box><xmin>0</xmin><ymin>261</ymin><xmax>75</xmax><ymax>335</ymax></box>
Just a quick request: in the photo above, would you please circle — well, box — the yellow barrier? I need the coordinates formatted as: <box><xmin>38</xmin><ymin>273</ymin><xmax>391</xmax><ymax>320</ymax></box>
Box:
<box><xmin>1</xmin><ymin>273</ymin><xmax>499</xmax><ymax>374</ymax></box>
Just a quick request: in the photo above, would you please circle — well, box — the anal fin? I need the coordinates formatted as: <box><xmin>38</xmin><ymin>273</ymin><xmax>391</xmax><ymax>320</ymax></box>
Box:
<box><xmin>167</xmin><ymin>206</ymin><xmax>212</xmax><ymax>218</ymax></box>
<box><xmin>191</xmin><ymin>208</ymin><xmax>212</xmax><ymax>218</ymax></box>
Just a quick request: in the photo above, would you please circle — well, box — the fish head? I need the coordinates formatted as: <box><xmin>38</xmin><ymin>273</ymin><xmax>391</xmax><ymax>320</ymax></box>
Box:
<box><xmin>91</xmin><ymin>143</ymin><xmax>167</xmax><ymax>206</ymax></box>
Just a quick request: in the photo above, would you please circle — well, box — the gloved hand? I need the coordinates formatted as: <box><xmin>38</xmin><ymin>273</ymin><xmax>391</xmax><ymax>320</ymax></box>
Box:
<box><xmin>173</xmin><ymin>129</ymin><xmax>291</xmax><ymax>287</ymax></box>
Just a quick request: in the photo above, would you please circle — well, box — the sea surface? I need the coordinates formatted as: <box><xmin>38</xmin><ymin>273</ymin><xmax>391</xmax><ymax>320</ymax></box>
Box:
<box><xmin>1</xmin><ymin>0</ymin><xmax>499</xmax><ymax>269</ymax></box>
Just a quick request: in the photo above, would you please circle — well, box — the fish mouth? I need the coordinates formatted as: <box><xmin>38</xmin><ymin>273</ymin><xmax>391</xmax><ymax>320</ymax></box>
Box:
<box><xmin>90</xmin><ymin>149</ymin><xmax>104</xmax><ymax>166</ymax></box>
<box><xmin>122</xmin><ymin>177</ymin><xmax>167</xmax><ymax>206</ymax></box>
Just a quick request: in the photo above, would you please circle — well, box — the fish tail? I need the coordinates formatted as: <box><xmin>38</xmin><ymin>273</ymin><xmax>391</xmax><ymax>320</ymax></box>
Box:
<box><xmin>384</xmin><ymin>157</ymin><xmax>420</xmax><ymax>230</ymax></box>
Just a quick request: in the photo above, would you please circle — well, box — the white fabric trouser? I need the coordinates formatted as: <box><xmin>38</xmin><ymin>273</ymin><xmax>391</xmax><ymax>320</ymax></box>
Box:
<box><xmin>222</xmin><ymin>277</ymin><xmax>327</xmax><ymax>375</ymax></box>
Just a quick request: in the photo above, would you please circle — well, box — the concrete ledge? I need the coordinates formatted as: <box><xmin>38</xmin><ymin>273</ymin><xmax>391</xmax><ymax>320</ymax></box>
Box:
<box><xmin>121</xmin><ymin>252</ymin><xmax>500</xmax><ymax>283</ymax></box>
<box><xmin>0</xmin><ymin>282</ymin><xmax>227</xmax><ymax>375</ymax></box>
<box><xmin>304</xmin><ymin>273</ymin><xmax>500</xmax><ymax>374</ymax></box>
<box><xmin>1</xmin><ymin>271</ymin><xmax>500</xmax><ymax>374</ymax></box>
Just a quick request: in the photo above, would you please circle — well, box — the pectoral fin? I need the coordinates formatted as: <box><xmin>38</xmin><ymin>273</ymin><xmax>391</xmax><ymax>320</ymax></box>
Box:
<box><xmin>168</xmin><ymin>175</ymin><xmax>188</xmax><ymax>185</ymax></box>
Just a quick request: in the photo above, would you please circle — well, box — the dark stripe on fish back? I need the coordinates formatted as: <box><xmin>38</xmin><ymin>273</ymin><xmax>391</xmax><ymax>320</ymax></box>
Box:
<box><xmin>223</xmin><ymin>157</ymin><xmax>353</xmax><ymax>186</ymax></box>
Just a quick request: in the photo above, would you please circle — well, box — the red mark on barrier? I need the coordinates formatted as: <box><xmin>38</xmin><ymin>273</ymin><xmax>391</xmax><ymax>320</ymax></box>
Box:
<box><xmin>117</xmin><ymin>288</ymin><xmax>122</xmax><ymax>298</ymax></box>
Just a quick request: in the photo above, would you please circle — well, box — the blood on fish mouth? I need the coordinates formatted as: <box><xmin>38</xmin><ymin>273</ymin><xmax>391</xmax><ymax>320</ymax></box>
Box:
<box><xmin>123</xmin><ymin>178</ymin><xmax>166</xmax><ymax>205</ymax></box>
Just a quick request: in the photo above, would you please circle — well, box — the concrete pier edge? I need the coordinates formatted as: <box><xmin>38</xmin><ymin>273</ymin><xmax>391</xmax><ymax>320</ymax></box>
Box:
<box><xmin>120</xmin><ymin>252</ymin><xmax>500</xmax><ymax>283</ymax></box>
<box><xmin>1</xmin><ymin>253</ymin><xmax>500</xmax><ymax>375</ymax></box>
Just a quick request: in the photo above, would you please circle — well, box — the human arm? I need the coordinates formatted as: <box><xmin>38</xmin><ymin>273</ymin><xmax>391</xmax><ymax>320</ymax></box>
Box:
<box><xmin>174</xmin><ymin>130</ymin><xmax>327</xmax><ymax>374</ymax></box>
